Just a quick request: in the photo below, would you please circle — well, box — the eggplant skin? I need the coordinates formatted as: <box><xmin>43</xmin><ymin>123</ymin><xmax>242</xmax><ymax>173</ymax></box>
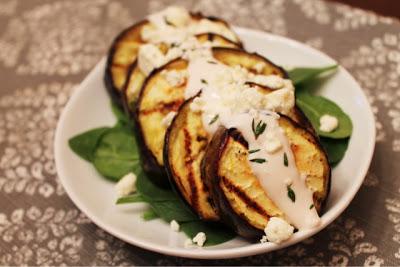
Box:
<box><xmin>164</xmin><ymin>96</ymin><xmax>220</xmax><ymax>221</ymax></box>
<box><xmin>104</xmin><ymin>20</ymin><xmax>148</xmax><ymax>107</ymax></box>
<box><xmin>202</xmin><ymin>116</ymin><xmax>331</xmax><ymax>239</ymax></box>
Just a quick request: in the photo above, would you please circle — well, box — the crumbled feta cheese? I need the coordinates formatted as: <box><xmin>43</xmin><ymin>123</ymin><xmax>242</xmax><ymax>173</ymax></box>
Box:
<box><xmin>138</xmin><ymin>44</ymin><xmax>166</xmax><ymax>76</ymax></box>
<box><xmin>163</xmin><ymin>6</ymin><xmax>191</xmax><ymax>27</ymax></box>
<box><xmin>253</xmin><ymin>62</ymin><xmax>266</xmax><ymax>73</ymax></box>
<box><xmin>264</xmin><ymin>132</ymin><xmax>283</xmax><ymax>153</ymax></box>
<box><xmin>251</xmin><ymin>75</ymin><xmax>285</xmax><ymax>89</ymax></box>
<box><xmin>161</xmin><ymin>111</ymin><xmax>177</xmax><ymax>127</ymax></box>
<box><xmin>260</xmin><ymin>235</ymin><xmax>268</xmax><ymax>243</ymax></box>
<box><xmin>262</xmin><ymin>88</ymin><xmax>295</xmax><ymax>114</ymax></box>
<box><xmin>319</xmin><ymin>114</ymin><xmax>339</xmax><ymax>132</ymax></box>
<box><xmin>115</xmin><ymin>173</ymin><xmax>137</xmax><ymax>197</ymax></box>
<box><xmin>184</xmin><ymin>238</ymin><xmax>194</xmax><ymax>248</ymax></box>
<box><xmin>263</xmin><ymin>217</ymin><xmax>294</xmax><ymax>244</ymax></box>
<box><xmin>162</xmin><ymin>70</ymin><xmax>187</xmax><ymax>87</ymax></box>
<box><xmin>192</xmin><ymin>232</ymin><xmax>206</xmax><ymax>247</ymax></box>
<box><xmin>170</xmin><ymin>220</ymin><xmax>180</xmax><ymax>232</ymax></box>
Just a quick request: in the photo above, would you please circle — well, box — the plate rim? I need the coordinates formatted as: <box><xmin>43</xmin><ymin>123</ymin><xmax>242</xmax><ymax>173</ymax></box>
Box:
<box><xmin>54</xmin><ymin>26</ymin><xmax>376</xmax><ymax>259</ymax></box>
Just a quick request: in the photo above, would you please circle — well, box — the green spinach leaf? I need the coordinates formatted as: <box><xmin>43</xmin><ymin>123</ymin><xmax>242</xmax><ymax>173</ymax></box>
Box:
<box><xmin>68</xmin><ymin>127</ymin><xmax>110</xmax><ymax>162</ymax></box>
<box><xmin>116</xmin><ymin>194</ymin><xmax>145</xmax><ymax>204</ymax></box>
<box><xmin>180</xmin><ymin>221</ymin><xmax>236</xmax><ymax>246</ymax></box>
<box><xmin>142</xmin><ymin>209</ymin><xmax>159</xmax><ymax>221</ymax></box>
<box><xmin>288</xmin><ymin>65</ymin><xmax>337</xmax><ymax>85</ymax></box>
<box><xmin>296</xmin><ymin>90</ymin><xmax>352</xmax><ymax>138</ymax></box>
<box><xmin>320</xmin><ymin>137</ymin><xmax>349</xmax><ymax>166</ymax></box>
<box><xmin>93</xmin><ymin>127</ymin><xmax>140</xmax><ymax>181</ymax></box>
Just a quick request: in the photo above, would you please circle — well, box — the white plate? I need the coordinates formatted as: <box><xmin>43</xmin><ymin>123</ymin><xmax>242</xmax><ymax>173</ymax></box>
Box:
<box><xmin>54</xmin><ymin>27</ymin><xmax>375</xmax><ymax>259</ymax></box>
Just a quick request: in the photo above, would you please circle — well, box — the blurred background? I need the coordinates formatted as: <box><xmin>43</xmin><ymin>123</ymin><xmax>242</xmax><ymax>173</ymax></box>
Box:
<box><xmin>328</xmin><ymin>0</ymin><xmax>399</xmax><ymax>18</ymax></box>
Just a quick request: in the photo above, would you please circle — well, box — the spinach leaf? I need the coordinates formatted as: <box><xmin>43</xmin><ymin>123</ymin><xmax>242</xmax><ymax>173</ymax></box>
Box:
<box><xmin>93</xmin><ymin>127</ymin><xmax>140</xmax><ymax>181</ymax></box>
<box><xmin>180</xmin><ymin>221</ymin><xmax>236</xmax><ymax>246</ymax></box>
<box><xmin>111</xmin><ymin>101</ymin><xmax>131</xmax><ymax>127</ymax></box>
<box><xmin>320</xmin><ymin>137</ymin><xmax>349</xmax><ymax>166</ymax></box>
<box><xmin>116</xmin><ymin>194</ymin><xmax>145</xmax><ymax>204</ymax></box>
<box><xmin>296</xmin><ymin>90</ymin><xmax>352</xmax><ymax>138</ymax></box>
<box><xmin>135</xmin><ymin>171</ymin><xmax>176</xmax><ymax>201</ymax></box>
<box><xmin>288</xmin><ymin>65</ymin><xmax>337</xmax><ymax>85</ymax></box>
<box><xmin>68</xmin><ymin>127</ymin><xmax>110</xmax><ymax>162</ymax></box>
<box><xmin>142</xmin><ymin>209</ymin><xmax>159</xmax><ymax>221</ymax></box>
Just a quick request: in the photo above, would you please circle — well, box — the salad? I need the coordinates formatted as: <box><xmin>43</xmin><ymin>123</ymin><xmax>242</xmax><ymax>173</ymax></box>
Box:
<box><xmin>69</xmin><ymin>6</ymin><xmax>352</xmax><ymax>247</ymax></box>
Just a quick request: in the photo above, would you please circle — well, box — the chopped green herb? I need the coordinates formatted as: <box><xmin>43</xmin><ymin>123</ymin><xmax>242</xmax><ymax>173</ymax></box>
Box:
<box><xmin>207</xmin><ymin>60</ymin><xmax>217</xmax><ymax>64</ymax></box>
<box><xmin>251</xmin><ymin>119</ymin><xmax>267</xmax><ymax>139</ymax></box>
<box><xmin>283</xmin><ymin>152</ymin><xmax>288</xmax><ymax>167</ymax></box>
<box><xmin>201</xmin><ymin>79</ymin><xmax>208</xmax><ymax>84</ymax></box>
<box><xmin>209</xmin><ymin>115</ymin><xmax>219</xmax><ymax>125</ymax></box>
<box><xmin>250</xmin><ymin>158</ymin><xmax>266</xmax><ymax>164</ymax></box>
<box><xmin>170</xmin><ymin>42</ymin><xmax>178</xmax><ymax>48</ymax></box>
<box><xmin>309</xmin><ymin>204</ymin><xmax>314</xmax><ymax>209</ymax></box>
<box><xmin>287</xmin><ymin>185</ymin><xmax>296</xmax><ymax>202</ymax></box>
<box><xmin>248</xmin><ymin>149</ymin><xmax>261</xmax><ymax>154</ymax></box>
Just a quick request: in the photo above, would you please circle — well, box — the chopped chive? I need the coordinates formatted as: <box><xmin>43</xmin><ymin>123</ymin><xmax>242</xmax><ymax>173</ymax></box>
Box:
<box><xmin>287</xmin><ymin>185</ymin><xmax>296</xmax><ymax>202</ymax></box>
<box><xmin>249</xmin><ymin>149</ymin><xmax>261</xmax><ymax>154</ymax></box>
<box><xmin>201</xmin><ymin>79</ymin><xmax>208</xmax><ymax>84</ymax></box>
<box><xmin>283</xmin><ymin>152</ymin><xmax>288</xmax><ymax>167</ymax></box>
<box><xmin>309</xmin><ymin>204</ymin><xmax>314</xmax><ymax>209</ymax></box>
<box><xmin>250</xmin><ymin>158</ymin><xmax>266</xmax><ymax>164</ymax></box>
<box><xmin>209</xmin><ymin>114</ymin><xmax>219</xmax><ymax>125</ymax></box>
<box><xmin>251</xmin><ymin>118</ymin><xmax>267</xmax><ymax>139</ymax></box>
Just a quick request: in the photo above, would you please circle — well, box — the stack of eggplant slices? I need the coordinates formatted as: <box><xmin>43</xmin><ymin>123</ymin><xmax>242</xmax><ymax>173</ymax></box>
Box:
<box><xmin>105</xmin><ymin>6</ymin><xmax>330</xmax><ymax>244</ymax></box>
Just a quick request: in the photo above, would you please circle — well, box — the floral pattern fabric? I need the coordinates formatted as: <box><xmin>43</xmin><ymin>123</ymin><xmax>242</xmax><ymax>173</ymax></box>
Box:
<box><xmin>0</xmin><ymin>0</ymin><xmax>399</xmax><ymax>265</ymax></box>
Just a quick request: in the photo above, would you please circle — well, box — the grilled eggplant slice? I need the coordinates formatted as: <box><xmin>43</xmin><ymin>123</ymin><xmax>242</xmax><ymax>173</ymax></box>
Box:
<box><xmin>105</xmin><ymin>14</ymin><xmax>241</xmax><ymax>106</ymax></box>
<box><xmin>122</xmin><ymin>33</ymin><xmax>241</xmax><ymax>116</ymax></box>
<box><xmin>201</xmin><ymin>116</ymin><xmax>330</xmax><ymax>239</ymax></box>
<box><xmin>136</xmin><ymin>47</ymin><xmax>288</xmax><ymax>178</ymax></box>
<box><xmin>164</xmin><ymin>96</ymin><xmax>219</xmax><ymax>220</ymax></box>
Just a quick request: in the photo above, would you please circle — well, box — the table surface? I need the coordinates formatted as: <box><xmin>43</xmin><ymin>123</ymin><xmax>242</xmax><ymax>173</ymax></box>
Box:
<box><xmin>0</xmin><ymin>0</ymin><xmax>399</xmax><ymax>265</ymax></box>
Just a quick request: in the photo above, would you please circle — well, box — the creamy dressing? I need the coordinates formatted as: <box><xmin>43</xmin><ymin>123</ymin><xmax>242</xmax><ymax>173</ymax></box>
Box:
<box><xmin>185</xmin><ymin>58</ymin><xmax>320</xmax><ymax>230</ymax></box>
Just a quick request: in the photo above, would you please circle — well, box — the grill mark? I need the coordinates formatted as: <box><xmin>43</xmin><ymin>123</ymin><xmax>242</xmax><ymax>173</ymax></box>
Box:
<box><xmin>112</xmin><ymin>63</ymin><xmax>130</xmax><ymax>68</ymax></box>
<box><xmin>140</xmin><ymin>99</ymin><xmax>184</xmax><ymax>115</ymax></box>
<box><xmin>221</xmin><ymin>176</ymin><xmax>269</xmax><ymax>218</ymax></box>
<box><xmin>183</xmin><ymin>128</ymin><xmax>199</xmax><ymax>212</ymax></box>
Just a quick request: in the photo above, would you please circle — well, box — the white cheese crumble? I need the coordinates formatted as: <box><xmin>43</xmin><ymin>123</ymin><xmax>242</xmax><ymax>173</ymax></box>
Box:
<box><xmin>190</xmin><ymin>97</ymin><xmax>205</xmax><ymax>112</ymax></box>
<box><xmin>262</xmin><ymin>88</ymin><xmax>295</xmax><ymax>115</ymax></box>
<box><xmin>161</xmin><ymin>111</ymin><xmax>177</xmax><ymax>127</ymax></box>
<box><xmin>163</xmin><ymin>6</ymin><xmax>191</xmax><ymax>27</ymax></box>
<box><xmin>192</xmin><ymin>232</ymin><xmax>206</xmax><ymax>247</ymax></box>
<box><xmin>170</xmin><ymin>220</ymin><xmax>180</xmax><ymax>232</ymax></box>
<box><xmin>161</xmin><ymin>69</ymin><xmax>187</xmax><ymax>87</ymax></box>
<box><xmin>251</xmin><ymin>74</ymin><xmax>285</xmax><ymax>89</ymax></box>
<box><xmin>319</xmin><ymin>114</ymin><xmax>339</xmax><ymax>132</ymax></box>
<box><xmin>262</xmin><ymin>217</ymin><xmax>294</xmax><ymax>244</ymax></box>
<box><xmin>137</xmin><ymin>44</ymin><xmax>166</xmax><ymax>76</ymax></box>
<box><xmin>115</xmin><ymin>172</ymin><xmax>137</xmax><ymax>197</ymax></box>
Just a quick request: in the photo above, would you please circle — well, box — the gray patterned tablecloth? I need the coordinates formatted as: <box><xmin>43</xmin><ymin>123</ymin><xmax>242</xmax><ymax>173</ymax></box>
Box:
<box><xmin>0</xmin><ymin>0</ymin><xmax>399</xmax><ymax>265</ymax></box>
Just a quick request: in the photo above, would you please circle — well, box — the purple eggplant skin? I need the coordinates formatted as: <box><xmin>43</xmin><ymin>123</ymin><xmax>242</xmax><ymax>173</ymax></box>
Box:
<box><xmin>104</xmin><ymin>20</ymin><xmax>148</xmax><ymax>108</ymax></box>
<box><xmin>201</xmin><ymin>127</ymin><xmax>263</xmax><ymax>240</ymax></box>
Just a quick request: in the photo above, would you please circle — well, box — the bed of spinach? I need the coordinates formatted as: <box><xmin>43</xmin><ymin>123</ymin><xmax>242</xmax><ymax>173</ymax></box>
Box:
<box><xmin>68</xmin><ymin>65</ymin><xmax>352</xmax><ymax>246</ymax></box>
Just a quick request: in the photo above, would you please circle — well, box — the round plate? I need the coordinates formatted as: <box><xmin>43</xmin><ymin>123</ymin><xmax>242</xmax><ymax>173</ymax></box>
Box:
<box><xmin>54</xmin><ymin>27</ymin><xmax>375</xmax><ymax>259</ymax></box>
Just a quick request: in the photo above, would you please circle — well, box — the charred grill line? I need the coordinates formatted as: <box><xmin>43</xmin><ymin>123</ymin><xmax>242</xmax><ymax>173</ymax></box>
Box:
<box><xmin>183</xmin><ymin>128</ymin><xmax>199</xmax><ymax>212</ymax></box>
<box><xmin>221</xmin><ymin>176</ymin><xmax>269</xmax><ymax>218</ymax></box>
<box><xmin>140</xmin><ymin>100</ymin><xmax>184</xmax><ymax>115</ymax></box>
